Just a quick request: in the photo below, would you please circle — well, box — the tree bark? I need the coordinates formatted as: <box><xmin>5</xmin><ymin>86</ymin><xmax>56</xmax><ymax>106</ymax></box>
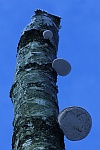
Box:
<box><xmin>10</xmin><ymin>9</ymin><xmax>65</xmax><ymax>150</ymax></box>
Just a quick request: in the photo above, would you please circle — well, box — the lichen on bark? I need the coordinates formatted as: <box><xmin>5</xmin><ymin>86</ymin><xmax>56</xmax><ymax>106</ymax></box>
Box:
<box><xmin>10</xmin><ymin>9</ymin><xmax>65</xmax><ymax>150</ymax></box>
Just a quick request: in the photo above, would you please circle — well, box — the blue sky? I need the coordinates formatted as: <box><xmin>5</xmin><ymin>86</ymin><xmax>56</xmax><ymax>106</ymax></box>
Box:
<box><xmin>0</xmin><ymin>0</ymin><xmax>100</xmax><ymax>149</ymax></box>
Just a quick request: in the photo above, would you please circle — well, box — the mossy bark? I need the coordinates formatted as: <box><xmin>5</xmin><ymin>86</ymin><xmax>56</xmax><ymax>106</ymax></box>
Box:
<box><xmin>10</xmin><ymin>10</ymin><xmax>65</xmax><ymax>150</ymax></box>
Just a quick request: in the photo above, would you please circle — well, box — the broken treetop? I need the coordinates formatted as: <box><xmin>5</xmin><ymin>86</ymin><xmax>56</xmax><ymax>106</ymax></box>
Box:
<box><xmin>21</xmin><ymin>9</ymin><xmax>61</xmax><ymax>35</ymax></box>
<box><xmin>18</xmin><ymin>9</ymin><xmax>61</xmax><ymax>51</ymax></box>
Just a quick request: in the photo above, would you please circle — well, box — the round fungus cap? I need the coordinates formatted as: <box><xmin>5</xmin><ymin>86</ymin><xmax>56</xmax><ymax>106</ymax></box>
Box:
<box><xmin>52</xmin><ymin>58</ymin><xmax>71</xmax><ymax>76</ymax></box>
<box><xmin>43</xmin><ymin>30</ymin><xmax>53</xmax><ymax>40</ymax></box>
<box><xmin>58</xmin><ymin>106</ymin><xmax>92</xmax><ymax>141</ymax></box>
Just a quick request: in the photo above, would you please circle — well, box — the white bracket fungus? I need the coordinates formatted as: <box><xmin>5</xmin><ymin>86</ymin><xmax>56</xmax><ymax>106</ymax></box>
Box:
<box><xmin>43</xmin><ymin>30</ymin><xmax>53</xmax><ymax>40</ymax></box>
<box><xmin>58</xmin><ymin>106</ymin><xmax>92</xmax><ymax>141</ymax></box>
<box><xmin>52</xmin><ymin>58</ymin><xmax>71</xmax><ymax>76</ymax></box>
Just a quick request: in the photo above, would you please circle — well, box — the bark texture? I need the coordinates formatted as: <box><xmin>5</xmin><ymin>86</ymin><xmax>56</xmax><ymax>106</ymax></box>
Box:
<box><xmin>10</xmin><ymin>10</ymin><xmax>65</xmax><ymax>150</ymax></box>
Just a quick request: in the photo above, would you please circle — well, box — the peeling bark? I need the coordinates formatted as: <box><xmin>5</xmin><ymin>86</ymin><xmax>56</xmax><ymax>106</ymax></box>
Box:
<box><xmin>10</xmin><ymin>9</ymin><xmax>65</xmax><ymax>150</ymax></box>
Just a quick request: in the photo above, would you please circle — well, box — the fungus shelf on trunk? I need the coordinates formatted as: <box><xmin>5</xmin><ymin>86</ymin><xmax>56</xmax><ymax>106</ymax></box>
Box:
<box><xmin>10</xmin><ymin>9</ymin><xmax>65</xmax><ymax>150</ymax></box>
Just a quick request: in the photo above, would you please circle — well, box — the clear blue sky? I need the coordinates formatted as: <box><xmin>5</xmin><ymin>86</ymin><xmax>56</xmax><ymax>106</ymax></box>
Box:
<box><xmin>0</xmin><ymin>0</ymin><xmax>100</xmax><ymax>149</ymax></box>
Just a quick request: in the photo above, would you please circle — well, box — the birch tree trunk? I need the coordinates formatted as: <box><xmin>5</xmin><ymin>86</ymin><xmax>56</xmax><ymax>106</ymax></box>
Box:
<box><xmin>10</xmin><ymin>9</ymin><xmax>65</xmax><ymax>150</ymax></box>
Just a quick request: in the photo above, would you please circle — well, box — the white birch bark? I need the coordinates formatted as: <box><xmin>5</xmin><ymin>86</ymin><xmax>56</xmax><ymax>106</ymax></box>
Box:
<box><xmin>10</xmin><ymin>10</ymin><xmax>65</xmax><ymax>150</ymax></box>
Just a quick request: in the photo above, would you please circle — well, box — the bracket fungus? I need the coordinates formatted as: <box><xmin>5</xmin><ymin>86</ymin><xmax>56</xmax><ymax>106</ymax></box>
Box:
<box><xmin>43</xmin><ymin>30</ymin><xmax>53</xmax><ymax>40</ymax></box>
<box><xmin>52</xmin><ymin>58</ymin><xmax>71</xmax><ymax>76</ymax></box>
<box><xmin>58</xmin><ymin>106</ymin><xmax>92</xmax><ymax>141</ymax></box>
